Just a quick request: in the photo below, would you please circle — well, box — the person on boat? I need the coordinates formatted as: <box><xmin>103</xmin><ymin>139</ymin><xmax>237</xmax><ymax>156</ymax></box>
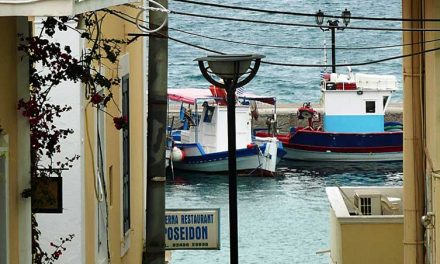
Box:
<box><xmin>179</xmin><ymin>104</ymin><xmax>195</xmax><ymax>129</ymax></box>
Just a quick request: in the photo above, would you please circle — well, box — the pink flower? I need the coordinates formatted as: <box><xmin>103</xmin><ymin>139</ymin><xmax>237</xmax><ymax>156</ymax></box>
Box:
<box><xmin>113</xmin><ymin>116</ymin><xmax>128</xmax><ymax>130</ymax></box>
<box><xmin>90</xmin><ymin>93</ymin><xmax>103</xmax><ymax>105</ymax></box>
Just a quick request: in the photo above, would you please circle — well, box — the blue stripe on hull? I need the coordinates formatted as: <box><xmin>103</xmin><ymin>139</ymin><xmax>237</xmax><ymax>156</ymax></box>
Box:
<box><xmin>183</xmin><ymin>147</ymin><xmax>261</xmax><ymax>163</ymax></box>
<box><xmin>324</xmin><ymin>115</ymin><xmax>384</xmax><ymax>132</ymax></box>
<box><xmin>290</xmin><ymin>130</ymin><xmax>402</xmax><ymax>148</ymax></box>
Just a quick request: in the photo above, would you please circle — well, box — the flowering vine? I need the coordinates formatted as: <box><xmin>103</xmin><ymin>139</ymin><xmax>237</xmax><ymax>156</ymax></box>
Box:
<box><xmin>17</xmin><ymin>13</ymin><xmax>128</xmax><ymax>263</ymax></box>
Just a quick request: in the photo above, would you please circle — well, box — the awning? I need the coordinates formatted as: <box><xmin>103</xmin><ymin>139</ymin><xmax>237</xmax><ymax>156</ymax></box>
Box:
<box><xmin>168</xmin><ymin>88</ymin><xmax>275</xmax><ymax>105</ymax></box>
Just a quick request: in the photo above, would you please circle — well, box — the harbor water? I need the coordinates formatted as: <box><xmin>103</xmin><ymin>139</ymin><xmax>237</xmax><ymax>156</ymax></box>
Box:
<box><xmin>166</xmin><ymin>161</ymin><xmax>403</xmax><ymax>263</ymax></box>
<box><xmin>166</xmin><ymin>0</ymin><xmax>404</xmax><ymax>262</ymax></box>
<box><xmin>169</xmin><ymin>0</ymin><xmax>403</xmax><ymax>104</ymax></box>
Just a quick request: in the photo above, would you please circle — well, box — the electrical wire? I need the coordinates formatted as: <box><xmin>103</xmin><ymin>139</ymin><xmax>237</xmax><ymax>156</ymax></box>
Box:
<box><xmin>171</xmin><ymin>0</ymin><xmax>440</xmax><ymax>23</ymax></box>
<box><xmin>170</xmin><ymin>10</ymin><xmax>440</xmax><ymax>32</ymax></box>
<box><xmin>109</xmin><ymin>9</ymin><xmax>440</xmax><ymax>68</ymax></box>
<box><xmin>170</xmin><ymin>26</ymin><xmax>440</xmax><ymax>50</ymax></box>
<box><xmin>116</xmin><ymin>7</ymin><xmax>440</xmax><ymax>51</ymax></box>
<box><xmin>261</xmin><ymin>46</ymin><xmax>440</xmax><ymax>67</ymax></box>
<box><xmin>106</xmin><ymin>9</ymin><xmax>224</xmax><ymax>54</ymax></box>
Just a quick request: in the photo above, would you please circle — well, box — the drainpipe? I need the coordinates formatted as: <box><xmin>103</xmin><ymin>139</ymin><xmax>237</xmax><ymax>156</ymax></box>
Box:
<box><xmin>144</xmin><ymin>0</ymin><xmax>168</xmax><ymax>263</ymax></box>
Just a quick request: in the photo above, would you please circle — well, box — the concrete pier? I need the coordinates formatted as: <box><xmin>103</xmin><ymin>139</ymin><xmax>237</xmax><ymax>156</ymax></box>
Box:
<box><xmin>168</xmin><ymin>102</ymin><xmax>403</xmax><ymax>132</ymax></box>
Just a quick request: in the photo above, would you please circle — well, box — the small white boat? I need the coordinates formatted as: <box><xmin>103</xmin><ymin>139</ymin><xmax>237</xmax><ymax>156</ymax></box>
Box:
<box><xmin>167</xmin><ymin>88</ymin><xmax>286</xmax><ymax>175</ymax></box>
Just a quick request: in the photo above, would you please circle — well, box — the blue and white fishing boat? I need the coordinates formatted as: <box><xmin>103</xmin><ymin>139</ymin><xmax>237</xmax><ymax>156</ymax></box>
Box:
<box><xmin>257</xmin><ymin>71</ymin><xmax>403</xmax><ymax>161</ymax></box>
<box><xmin>167</xmin><ymin>88</ymin><xmax>286</xmax><ymax>175</ymax></box>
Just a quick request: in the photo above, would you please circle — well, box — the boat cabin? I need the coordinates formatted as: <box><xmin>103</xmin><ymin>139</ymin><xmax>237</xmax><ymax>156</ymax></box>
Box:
<box><xmin>179</xmin><ymin>103</ymin><xmax>252</xmax><ymax>153</ymax></box>
<box><xmin>168</xmin><ymin>88</ymin><xmax>275</xmax><ymax>154</ymax></box>
<box><xmin>321</xmin><ymin>73</ymin><xmax>397</xmax><ymax>133</ymax></box>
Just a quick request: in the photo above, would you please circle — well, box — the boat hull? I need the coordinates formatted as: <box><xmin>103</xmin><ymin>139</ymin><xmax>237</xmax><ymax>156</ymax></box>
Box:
<box><xmin>169</xmin><ymin>140</ymin><xmax>285</xmax><ymax>174</ymax></box>
<box><xmin>257</xmin><ymin>129</ymin><xmax>403</xmax><ymax>162</ymax></box>
<box><xmin>172</xmin><ymin>154</ymin><xmax>283</xmax><ymax>174</ymax></box>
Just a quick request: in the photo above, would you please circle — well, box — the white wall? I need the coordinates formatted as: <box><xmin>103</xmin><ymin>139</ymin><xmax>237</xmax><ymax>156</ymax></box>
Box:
<box><xmin>324</xmin><ymin>90</ymin><xmax>393</xmax><ymax>116</ymax></box>
<box><xmin>34</xmin><ymin>20</ymin><xmax>84</xmax><ymax>264</ymax></box>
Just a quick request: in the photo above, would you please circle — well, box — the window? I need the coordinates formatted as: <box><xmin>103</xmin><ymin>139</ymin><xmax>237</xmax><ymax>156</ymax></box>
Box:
<box><xmin>122</xmin><ymin>74</ymin><xmax>130</xmax><ymax>235</ymax></box>
<box><xmin>383</xmin><ymin>96</ymin><xmax>389</xmax><ymax>108</ymax></box>
<box><xmin>365</xmin><ymin>101</ymin><xmax>376</xmax><ymax>113</ymax></box>
<box><xmin>203</xmin><ymin>106</ymin><xmax>215</xmax><ymax>123</ymax></box>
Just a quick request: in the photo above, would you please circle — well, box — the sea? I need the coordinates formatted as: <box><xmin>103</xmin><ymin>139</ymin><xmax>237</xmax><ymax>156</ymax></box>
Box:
<box><xmin>165</xmin><ymin>0</ymin><xmax>403</xmax><ymax>263</ymax></box>
<box><xmin>168</xmin><ymin>0</ymin><xmax>403</xmax><ymax>104</ymax></box>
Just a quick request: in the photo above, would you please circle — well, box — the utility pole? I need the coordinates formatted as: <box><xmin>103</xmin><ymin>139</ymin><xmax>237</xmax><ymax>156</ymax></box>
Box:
<box><xmin>144</xmin><ymin>0</ymin><xmax>168</xmax><ymax>263</ymax></box>
<box><xmin>329</xmin><ymin>21</ymin><xmax>337</xmax><ymax>73</ymax></box>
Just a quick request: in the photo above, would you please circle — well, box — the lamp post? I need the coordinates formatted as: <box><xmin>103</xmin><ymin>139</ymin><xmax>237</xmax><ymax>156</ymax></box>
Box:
<box><xmin>195</xmin><ymin>54</ymin><xmax>264</xmax><ymax>264</ymax></box>
<box><xmin>315</xmin><ymin>9</ymin><xmax>351</xmax><ymax>73</ymax></box>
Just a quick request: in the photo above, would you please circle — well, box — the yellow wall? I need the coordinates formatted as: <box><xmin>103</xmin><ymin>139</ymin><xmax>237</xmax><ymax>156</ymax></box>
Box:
<box><xmin>0</xmin><ymin>16</ymin><xmax>19</xmax><ymax>264</ymax></box>
<box><xmin>329</xmin><ymin>209</ymin><xmax>403</xmax><ymax>264</ymax></box>
<box><xmin>339</xmin><ymin>222</ymin><xmax>403</xmax><ymax>264</ymax></box>
<box><xmin>424</xmin><ymin>0</ymin><xmax>440</xmax><ymax>263</ymax></box>
<box><xmin>83</xmin><ymin>6</ymin><xmax>145</xmax><ymax>264</ymax></box>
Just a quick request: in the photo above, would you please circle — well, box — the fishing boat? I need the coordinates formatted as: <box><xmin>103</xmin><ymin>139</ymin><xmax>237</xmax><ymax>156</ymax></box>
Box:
<box><xmin>167</xmin><ymin>87</ymin><xmax>286</xmax><ymax>175</ymax></box>
<box><xmin>256</xmin><ymin>70</ymin><xmax>403</xmax><ymax>161</ymax></box>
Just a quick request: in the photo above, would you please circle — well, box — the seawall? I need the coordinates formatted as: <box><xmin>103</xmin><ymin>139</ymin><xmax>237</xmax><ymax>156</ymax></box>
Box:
<box><xmin>168</xmin><ymin>103</ymin><xmax>403</xmax><ymax>132</ymax></box>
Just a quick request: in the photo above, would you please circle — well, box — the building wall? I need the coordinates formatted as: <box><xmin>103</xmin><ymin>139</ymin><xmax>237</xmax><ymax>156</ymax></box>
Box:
<box><xmin>0</xmin><ymin>16</ymin><xmax>19</xmax><ymax>264</ymax></box>
<box><xmin>327</xmin><ymin>187</ymin><xmax>404</xmax><ymax>264</ymax></box>
<box><xmin>340</xmin><ymin>222</ymin><xmax>403</xmax><ymax>264</ymax></box>
<box><xmin>34</xmin><ymin>20</ymin><xmax>85</xmax><ymax>264</ymax></box>
<box><xmin>0</xmin><ymin>16</ymin><xmax>31</xmax><ymax>264</ymax></box>
<box><xmin>401</xmin><ymin>0</ymin><xmax>425</xmax><ymax>263</ymax></box>
<box><xmin>329</xmin><ymin>209</ymin><xmax>343</xmax><ymax>264</ymax></box>
<box><xmin>329</xmin><ymin>212</ymin><xmax>403</xmax><ymax>264</ymax></box>
<box><xmin>424</xmin><ymin>0</ymin><xmax>440</xmax><ymax>263</ymax></box>
<box><xmin>83</xmin><ymin>6</ymin><xmax>146</xmax><ymax>264</ymax></box>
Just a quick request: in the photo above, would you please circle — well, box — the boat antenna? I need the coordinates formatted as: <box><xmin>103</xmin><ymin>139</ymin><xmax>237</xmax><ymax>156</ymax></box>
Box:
<box><xmin>323</xmin><ymin>39</ymin><xmax>328</xmax><ymax>72</ymax></box>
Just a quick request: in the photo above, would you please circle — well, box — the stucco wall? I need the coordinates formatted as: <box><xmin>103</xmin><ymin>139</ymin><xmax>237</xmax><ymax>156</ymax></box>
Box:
<box><xmin>34</xmin><ymin>20</ymin><xmax>85</xmax><ymax>264</ymax></box>
<box><xmin>83</xmin><ymin>7</ymin><xmax>146</xmax><ymax>263</ymax></box>
<box><xmin>329</xmin><ymin>212</ymin><xmax>403</xmax><ymax>264</ymax></box>
<box><xmin>0</xmin><ymin>16</ymin><xmax>19</xmax><ymax>264</ymax></box>
<box><xmin>341</xmin><ymin>222</ymin><xmax>403</xmax><ymax>264</ymax></box>
<box><xmin>0</xmin><ymin>16</ymin><xmax>31</xmax><ymax>264</ymax></box>
<box><xmin>423</xmin><ymin>1</ymin><xmax>440</xmax><ymax>263</ymax></box>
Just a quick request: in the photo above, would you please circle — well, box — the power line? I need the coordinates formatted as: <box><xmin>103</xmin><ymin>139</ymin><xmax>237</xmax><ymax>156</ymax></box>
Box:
<box><xmin>107</xmin><ymin>9</ymin><xmax>440</xmax><ymax>68</ymax></box>
<box><xmin>106</xmin><ymin>9</ymin><xmax>224</xmax><ymax>54</ymax></box>
<box><xmin>118</xmin><ymin>6</ymin><xmax>440</xmax><ymax>51</ymax></box>
<box><xmin>262</xmin><ymin>46</ymin><xmax>440</xmax><ymax>67</ymax></box>
<box><xmin>171</xmin><ymin>0</ymin><xmax>440</xmax><ymax>23</ymax></box>
<box><xmin>170</xmin><ymin>10</ymin><xmax>440</xmax><ymax>32</ymax></box>
<box><xmin>170</xmin><ymin>26</ymin><xmax>440</xmax><ymax>50</ymax></box>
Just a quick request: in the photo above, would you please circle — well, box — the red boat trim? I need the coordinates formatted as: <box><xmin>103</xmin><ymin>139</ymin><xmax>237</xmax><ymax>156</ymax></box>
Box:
<box><xmin>283</xmin><ymin>143</ymin><xmax>402</xmax><ymax>153</ymax></box>
<box><xmin>292</xmin><ymin>130</ymin><xmax>402</xmax><ymax>136</ymax></box>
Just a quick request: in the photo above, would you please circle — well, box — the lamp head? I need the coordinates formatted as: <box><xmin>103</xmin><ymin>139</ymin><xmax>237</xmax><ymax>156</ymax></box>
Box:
<box><xmin>76</xmin><ymin>14</ymin><xmax>87</xmax><ymax>31</ymax></box>
<box><xmin>341</xmin><ymin>8</ymin><xmax>351</xmax><ymax>26</ymax></box>
<box><xmin>315</xmin><ymin>10</ymin><xmax>325</xmax><ymax>25</ymax></box>
<box><xmin>195</xmin><ymin>54</ymin><xmax>265</xmax><ymax>89</ymax></box>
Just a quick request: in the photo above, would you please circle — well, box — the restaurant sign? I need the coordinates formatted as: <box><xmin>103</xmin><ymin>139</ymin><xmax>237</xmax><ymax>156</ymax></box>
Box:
<box><xmin>165</xmin><ymin>208</ymin><xmax>220</xmax><ymax>250</ymax></box>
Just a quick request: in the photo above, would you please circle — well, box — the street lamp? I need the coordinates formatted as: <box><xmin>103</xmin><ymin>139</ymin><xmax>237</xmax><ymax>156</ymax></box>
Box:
<box><xmin>315</xmin><ymin>9</ymin><xmax>351</xmax><ymax>73</ymax></box>
<box><xmin>195</xmin><ymin>54</ymin><xmax>265</xmax><ymax>264</ymax></box>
